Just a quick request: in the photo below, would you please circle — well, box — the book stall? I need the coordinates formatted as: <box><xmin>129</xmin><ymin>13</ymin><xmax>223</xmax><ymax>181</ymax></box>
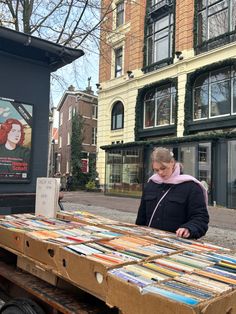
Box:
<box><xmin>0</xmin><ymin>209</ymin><xmax>236</xmax><ymax>314</ymax></box>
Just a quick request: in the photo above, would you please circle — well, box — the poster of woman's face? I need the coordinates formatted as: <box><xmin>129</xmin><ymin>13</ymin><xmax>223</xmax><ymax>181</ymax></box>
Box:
<box><xmin>0</xmin><ymin>97</ymin><xmax>33</xmax><ymax>182</ymax></box>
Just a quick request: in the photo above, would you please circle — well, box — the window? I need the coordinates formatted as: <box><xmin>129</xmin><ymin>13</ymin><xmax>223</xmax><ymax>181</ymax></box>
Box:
<box><xmin>198</xmin><ymin>146</ymin><xmax>208</xmax><ymax>162</ymax></box>
<box><xmin>111</xmin><ymin>101</ymin><xmax>124</xmax><ymax>130</ymax></box>
<box><xmin>116</xmin><ymin>1</ymin><xmax>124</xmax><ymax>27</ymax></box>
<box><xmin>59</xmin><ymin>136</ymin><xmax>62</xmax><ymax>148</ymax></box>
<box><xmin>193</xmin><ymin>66</ymin><xmax>236</xmax><ymax>120</ymax></box>
<box><xmin>144</xmin><ymin>84</ymin><xmax>176</xmax><ymax>128</ymax></box>
<box><xmin>59</xmin><ymin>112</ymin><xmax>63</xmax><ymax>126</ymax></box>
<box><xmin>92</xmin><ymin>127</ymin><xmax>97</xmax><ymax>145</ymax></box>
<box><xmin>145</xmin><ymin>2</ymin><xmax>173</xmax><ymax>71</ymax></box>
<box><xmin>106</xmin><ymin>148</ymin><xmax>143</xmax><ymax>196</ymax></box>
<box><xmin>92</xmin><ymin>104</ymin><xmax>98</xmax><ymax>119</ymax></box>
<box><xmin>115</xmin><ymin>47</ymin><xmax>123</xmax><ymax>77</ymax></box>
<box><xmin>66</xmin><ymin>161</ymin><xmax>70</xmax><ymax>174</ymax></box>
<box><xmin>197</xmin><ymin>0</ymin><xmax>236</xmax><ymax>52</ymax></box>
<box><xmin>198</xmin><ymin>143</ymin><xmax>211</xmax><ymax>192</ymax></box>
<box><xmin>68</xmin><ymin>106</ymin><xmax>72</xmax><ymax>120</ymax></box>
<box><xmin>67</xmin><ymin>132</ymin><xmax>70</xmax><ymax>145</ymax></box>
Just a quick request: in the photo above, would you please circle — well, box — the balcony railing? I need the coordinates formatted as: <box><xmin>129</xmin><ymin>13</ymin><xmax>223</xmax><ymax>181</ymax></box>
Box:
<box><xmin>149</xmin><ymin>0</ymin><xmax>173</xmax><ymax>15</ymax></box>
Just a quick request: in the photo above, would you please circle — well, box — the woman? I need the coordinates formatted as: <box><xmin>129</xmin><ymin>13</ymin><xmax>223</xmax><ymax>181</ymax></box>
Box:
<box><xmin>0</xmin><ymin>118</ymin><xmax>30</xmax><ymax>174</ymax></box>
<box><xmin>136</xmin><ymin>147</ymin><xmax>209</xmax><ymax>239</ymax></box>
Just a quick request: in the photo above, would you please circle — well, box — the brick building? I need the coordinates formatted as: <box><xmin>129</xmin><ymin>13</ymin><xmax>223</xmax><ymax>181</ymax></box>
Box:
<box><xmin>97</xmin><ymin>0</ymin><xmax>236</xmax><ymax>208</ymax></box>
<box><xmin>57</xmin><ymin>84</ymin><xmax>98</xmax><ymax>176</ymax></box>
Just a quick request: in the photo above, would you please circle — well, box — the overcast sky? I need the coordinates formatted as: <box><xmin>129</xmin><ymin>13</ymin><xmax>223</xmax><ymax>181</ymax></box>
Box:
<box><xmin>51</xmin><ymin>49</ymin><xmax>99</xmax><ymax>128</ymax></box>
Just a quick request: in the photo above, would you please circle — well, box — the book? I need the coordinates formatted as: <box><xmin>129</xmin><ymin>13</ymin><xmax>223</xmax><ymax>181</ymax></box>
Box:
<box><xmin>142</xmin><ymin>285</ymin><xmax>199</xmax><ymax>306</ymax></box>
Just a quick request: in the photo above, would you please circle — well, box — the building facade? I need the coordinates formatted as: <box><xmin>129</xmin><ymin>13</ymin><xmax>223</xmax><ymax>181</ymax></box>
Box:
<box><xmin>97</xmin><ymin>0</ymin><xmax>236</xmax><ymax>208</ymax></box>
<box><xmin>57</xmin><ymin>85</ymin><xmax>98</xmax><ymax>176</ymax></box>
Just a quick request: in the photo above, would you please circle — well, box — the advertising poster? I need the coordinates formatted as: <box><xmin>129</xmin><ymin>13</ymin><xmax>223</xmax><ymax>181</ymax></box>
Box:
<box><xmin>0</xmin><ymin>97</ymin><xmax>33</xmax><ymax>182</ymax></box>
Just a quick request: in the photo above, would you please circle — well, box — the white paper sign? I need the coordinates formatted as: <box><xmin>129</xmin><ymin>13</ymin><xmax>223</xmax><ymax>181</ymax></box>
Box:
<box><xmin>35</xmin><ymin>177</ymin><xmax>60</xmax><ymax>218</ymax></box>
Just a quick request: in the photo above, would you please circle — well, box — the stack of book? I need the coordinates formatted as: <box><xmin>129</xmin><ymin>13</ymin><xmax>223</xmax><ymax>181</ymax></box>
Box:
<box><xmin>64</xmin><ymin>235</ymin><xmax>180</xmax><ymax>267</ymax></box>
<box><xmin>1</xmin><ymin>211</ymin><xmax>236</xmax><ymax>312</ymax></box>
<box><xmin>108</xmin><ymin>249</ymin><xmax>236</xmax><ymax>306</ymax></box>
<box><xmin>142</xmin><ymin>282</ymin><xmax>215</xmax><ymax>306</ymax></box>
<box><xmin>26</xmin><ymin>225</ymin><xmax>122</xmax><ymax>246</ymax></box>
<box><xmin>0</xmin><ymin>214</ymin><xmax>123</xmax><ymax>247</ymax></box>
<box><xmin>160</xmin><ymin>236</ymin><xmax>230</xmax><ymax>253</ymax></box>
<box><xmin>0</xmin><ymin>214</ymin><xmax>84</xmax><ymax>232</ymax></box>
<box><xmin>27</xmin><ymin>228</ymin><xmax>115</xmax><ymax>245</ymax></box>
<box><xmin>57</xmin><ymin>210</ymin><xmax>119</xmax><ymax>225</ymax></box>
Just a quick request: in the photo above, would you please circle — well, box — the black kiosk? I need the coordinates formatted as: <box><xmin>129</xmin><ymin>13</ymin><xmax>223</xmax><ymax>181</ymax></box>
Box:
<box><xmin>0</xmin><ymin>26</ymin><xmax>84</xmax><ymax>214</ymax></box>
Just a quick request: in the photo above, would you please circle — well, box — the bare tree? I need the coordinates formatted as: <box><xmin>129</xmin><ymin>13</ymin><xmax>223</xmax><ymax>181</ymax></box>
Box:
<box><xmin>0</xmin><ymin>0</ymin><xmax>144</xmax><ymax>105</ymax></box>
<box><xmin>0</xmin><ymin>0</ymin><xmax>115</xmax><ymax>102</ymax></box>
<box><xmin>0</xmin><ymin>0</ymin><xmax>114</xmax><ymax>47</ymax></box>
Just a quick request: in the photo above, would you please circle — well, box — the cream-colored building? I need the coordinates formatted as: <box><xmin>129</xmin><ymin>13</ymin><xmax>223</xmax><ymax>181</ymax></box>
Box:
<box><xmin>97</xmin><ymin>0</ymin><xmax>236</xmax><ymax>208</ymax></box>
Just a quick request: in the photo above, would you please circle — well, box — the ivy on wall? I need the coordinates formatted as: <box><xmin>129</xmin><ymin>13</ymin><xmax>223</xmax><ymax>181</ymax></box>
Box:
<box><xmin>101</xmin><ymin>130</ymin><xmax>236</xmax><ymax>152</ymax></box>
<box><xmin>184</xmin><ymin>58</ymin><xmax>236</xmax><ymax>135</ymax></box>
<box><xmin>193</xmin><ymin>0</ymin><xmax>198</xmax><ymax>50</ymax></box>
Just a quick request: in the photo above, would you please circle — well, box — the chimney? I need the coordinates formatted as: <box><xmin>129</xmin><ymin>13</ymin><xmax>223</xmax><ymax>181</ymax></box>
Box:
<box><xmin>84</xmin><ymin>77</ymin><xmax>94</xmax><ymax>95</ymax></box>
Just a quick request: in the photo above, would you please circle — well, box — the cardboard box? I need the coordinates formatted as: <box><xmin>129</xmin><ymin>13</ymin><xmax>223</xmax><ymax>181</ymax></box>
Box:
<box><xmin>106</xmin><ymin>274</ymin><xmax>236</xmax><ymax>314</ymax></box>
<box><xmin>57</xmin><ymin>246</ymin><xmax>136</xmax><ymax>301</ymax></box>
<box><xmin>57</xmin><ymin>247</ymin><xmax>111</xmax><ymax>300</ymax></box>
<box><xmin>24</xmin><ymin>234</ymin><xmax>61</xmax><ymax>268</ymax></box>
<box><xmin>0</xmin><ymin>226</ymin><xmax>25</xmax><ymax>253</ymax></box>
<box><xmin>17</xmin><ymin>255</ymin><xmax>58</xmax><ymax>286</ymax></box>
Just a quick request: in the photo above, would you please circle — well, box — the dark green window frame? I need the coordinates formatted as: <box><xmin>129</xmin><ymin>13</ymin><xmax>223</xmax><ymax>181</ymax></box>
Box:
<box><xmin>195</xmin><ymin>0</ymin><xmax>236</xmax><ymax>53</ymax></box>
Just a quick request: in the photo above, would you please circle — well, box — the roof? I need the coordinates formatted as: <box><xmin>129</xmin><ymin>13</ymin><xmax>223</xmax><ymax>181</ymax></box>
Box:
<box><xmin>0</xmin><ymin>26</ymin><xmax>84</xmax><ymax>72</ymax></box>
<box><xmin>57</xmin><ymin>89</ymin><xmax>98</xmax><ymax>111</ymax></box>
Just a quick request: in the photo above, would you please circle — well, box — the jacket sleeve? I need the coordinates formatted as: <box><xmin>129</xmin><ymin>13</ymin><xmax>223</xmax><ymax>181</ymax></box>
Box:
<box><xmin>180</xmin><ymin>182</ymin><xmax>209</xmax><ymax>239</ymax></box>
<box><xmin>135</xmin><ymin>196</ymin><xmax>147</xmax><ymax>226</ymax></box>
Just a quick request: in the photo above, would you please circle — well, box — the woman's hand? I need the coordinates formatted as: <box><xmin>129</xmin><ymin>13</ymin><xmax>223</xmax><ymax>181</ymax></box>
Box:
<box><xmin>176</xmin><ymin>227</ymin><xmax>190</xmax><ymax>238</ymax></box>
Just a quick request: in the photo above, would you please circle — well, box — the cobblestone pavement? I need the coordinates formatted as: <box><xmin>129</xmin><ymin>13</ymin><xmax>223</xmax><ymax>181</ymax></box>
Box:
<box><xmin>62</xmin><ymin>191</ymin><xmax>236</xmax><ymax>253</ymax></box>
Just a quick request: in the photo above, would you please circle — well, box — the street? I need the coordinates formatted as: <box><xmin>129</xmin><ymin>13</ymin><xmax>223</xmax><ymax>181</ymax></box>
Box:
<box><xmin>62</xmin><ymin>190</ymin><xmax>236</xmax><ymax>252</ymax></box>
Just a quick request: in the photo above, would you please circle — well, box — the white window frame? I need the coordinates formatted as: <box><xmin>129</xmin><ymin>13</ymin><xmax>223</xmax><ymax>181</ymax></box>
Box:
<box><xmin>69</xmin><ymin>106</ymin><xmax>72</xmax><ymax>120</ymax></box>
<box><xmin>67</xmin><ymin>132</ymin><xmax>71</xmax><ymax>145</ymax></box>
<box><xmin>66</xmin><ymin>161</ymin><xmax>70</xmax><ymax>174</ymax></box>
<box><xmin>92</xmin><ymin>104</ymin><xmax>98</xmax><ymax>119</ymax></box>
<box><xmin>59</xmin><ymin>112</ymin><xmax>63</xmax><ymax>126</ymax></box>
<box><xmin>116</xmin><ymin>1</ymin><xmax>125</xmax><ymax>28</ymax></box>
<box><xmin>92</xmin><ymin>127</ymin><xmax>97</xmax><ymax>145</ymax></box>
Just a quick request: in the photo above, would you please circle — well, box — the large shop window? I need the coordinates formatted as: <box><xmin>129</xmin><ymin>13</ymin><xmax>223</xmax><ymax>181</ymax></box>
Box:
<box><xmin>111</xmin><ymin>101</ymin><xmax>124</xmax><ymax>130</ymax></box>
<box><xmin>180</xmin><ymin>143</ymin><xmax>212</xmax><ymax>200</ymax></box>
<box><xmin>196</xmin><ymin>0</ymin><xmax>236</xmax><ymax>52</ymax></box>
<box><xmin>106</xmin><ymin>148</ymin><xmax>143</xmax><ymax>196</ymax></box>
<box><xmin>193</xmin><ymin>66</ymin><xmax>236</xmax><ymax>120</ymax></box>
<box><xmin>144</xmin><ymin>84</ymin><xmax>176</xmax><ymax>128</ymax></box>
